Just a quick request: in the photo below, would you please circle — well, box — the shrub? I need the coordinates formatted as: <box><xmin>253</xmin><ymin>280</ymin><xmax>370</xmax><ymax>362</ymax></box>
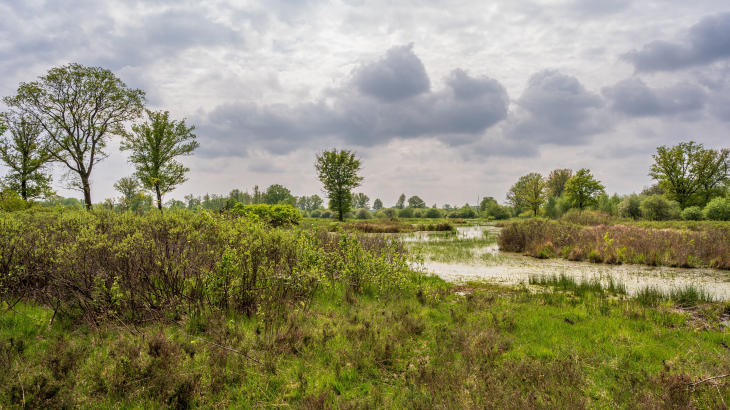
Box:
<box><xmin>459</xmin><ymin>205</ymin><xmax>477</xmax><ymax>218</ymax></box>
<box><xmin>424</xmin><ymin>208</ymin><xmax>441</xmax><ymax>218</ymax></box>
<box><xmin>231</xmin><ymin>203</ymin><xmax>301</xmax><ymax>227</ymax></box>
<box><xmin>413</xmin><ymin>209</ymin><xmax>424</xmax><ymax>218</ymax></box>
<box><xmin>704</xmin><ymin>197</ymin><xmax>730</xmax><ymax>221</ymax></box>
<box><xmin>640</xmin><ymin>195</ymin><xmax>679</xmax><ymax>221</ymax></box>
<box><xmin>0</xmin><ymin>190</ymin><xmax>31</xmax><ymax>212</ymax></box>
<box><xmin>447</xmin><ymin>212</ymin><xmax>461</xmax><ymax>219</ymax></box>
<box><xmin>320</xmin><ymin>210</ymin><xmax>331</xmax><ymax>218</ymax></box>
<box><xmin>681</xmin><ymin>206</ymin><xmax>704</xmax><ymax>221</ymax></box>
<box><xmin>310</xmin><ymin>210</ymin><xmax>322</xmax><ymax>218</ymax></box>
<box><xmin>380</xmin><ymin>208</ymin><xmax>396</xmax><ymax>218</ymax></box>
<box><xmin>617</xmin><ymin>194</ymin><xmax>642</xmax><ymax>219</ymax></box>
<box><xmin>355</xmin><ymin>208</ymin><xmax>372</xmax><ymax>220</ymax></box>
<box><xmin>398</xmin><ymin>208</ymin><xmax>414</xmax><ymax>218</ymax></box>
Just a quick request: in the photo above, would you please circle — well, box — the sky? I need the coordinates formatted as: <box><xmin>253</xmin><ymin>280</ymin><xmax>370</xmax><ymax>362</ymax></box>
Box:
<box><xmin>1</xmin><ymin>0</ymin><xmax>730</xmax><ymax>208</ymax></box>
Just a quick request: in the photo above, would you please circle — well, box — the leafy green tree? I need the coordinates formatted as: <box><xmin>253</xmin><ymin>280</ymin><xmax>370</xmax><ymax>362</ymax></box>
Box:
<box><xmin>263</xmin><ymin>184</ymin><xmax>293</xmax><ymax>205</ymax></box>
<box><xmin>315</xmin><ymin>149</ymin><xmax>364</xmax><ymax>222</ymax></box>
<box><xmin>353</xmin><ymin>192</ymin><xmax>370</xmax><ymax>209</ymax></box>
<box><xmin>229</xmin><ymin>189</ymin><xmax>252</xmax><ymax>205</ymax></box>
<box><xmin>0</xmin><ymin>112</ymin><xmax>56</xmax><ymax>200</ymax></box>
<box><xmin>4</xmin><ymin>63</ymin><xmax>146</xmax><ymax>209</ymax></box>
<box><xmin>113</xmin><ymin>176</ymin><xmax>146</xmax><ymax>212</ymax></box>
<box><xmin>395</xmin><ymin>194</ymin><xmax>406</xmax><ymax>209</ymax></box>
<box><xmin>373</xmin><ymin>198</ymin><xmax>383</xmax><ymax>210</ymax></box>
<box><xmin>408</xmin><ymin>195</ymin><xmax>426</xmax><ymax>208</ymax></box>
<box><xmin>120</xmin><ymin>110</ymin><xmax>199</xmax><ymax>210</ymax></box>
<box><xmin>308</xmin><ymin>194</ymin><xmax>323</xmax><ymax>211</ymax></box>
<box><xmin>640</xmin><ymin>194</ymin><xmax>680</xmax><ymax>221</ymax></box>
<box><xmin>546</xmin><ymin>168</ymin><xmax>573</xmax><ymax>198</ymax></box>
<box><xmin>459</xmin><ymin>203</ymin><xmax>477</xmax><ymax>218</ymax></box>
<box><xmin>618</xmin><ymin>194</ymin><xmax>642</xmax><ymax>219</ymax></box>
<box><xmin>564</xmin><ymin>169</ymin><xmax>605</xmax><ymax>211</ymax></box>
<box><xmin>507</xmin><ymin>173</ymin><xmax>546</xmax><ymax>216</ymax></box>
<box><xmin>479</xmin><ymin>196</ymin><xmax>497</xmax><ymax>213</ymax></box>
<box><xmin>649</xmin><ymin>141</ymin><xmax>729</xmax><ymax>208</ymax></box>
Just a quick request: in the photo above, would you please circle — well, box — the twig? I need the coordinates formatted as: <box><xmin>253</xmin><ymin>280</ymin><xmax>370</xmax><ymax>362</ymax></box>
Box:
<box><xmin>4</xmin><ymin>301</ymin><xmax>42</xmax><ymax>322</ymax></box>
<box><xmin>690</xmin><ymin>374</ymin><xmax>730</xmax><ymax>387</ymax></box>
<box><xmin>185</xmin><ymin>333</ymin><xmax>262</xmax><ymax>365</ymax></box>
<box><xmin>18</xmin><ymin>374</ymin><xmax>25</xmax><ymax>408</ymax></box>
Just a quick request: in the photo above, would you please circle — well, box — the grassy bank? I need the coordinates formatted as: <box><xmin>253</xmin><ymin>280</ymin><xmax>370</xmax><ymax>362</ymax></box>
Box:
<box><xmin>499</xmin><ymin>219</ymin><xmax>730</xmax><ymax>269</ymax></box>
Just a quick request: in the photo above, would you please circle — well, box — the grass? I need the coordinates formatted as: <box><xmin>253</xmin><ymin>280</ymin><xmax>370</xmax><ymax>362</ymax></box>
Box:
<box><xmin>635</xmin><ymin>284</ymin><xmax>715</xmax><ymax>307</ymax></box>
<box><xmin>529</xmin><ymin>273</ymin><xmax>628</xmax><ymax>296</ymax></box>
<box><xmin>3</xmin><ymin>278</ymin><xmax>730</xmax><ymax>408</ymax></box>
<box><xmin>408</xmin><ymin>231</ymin><xmax>502</xmax><ymax>265</ymax></box>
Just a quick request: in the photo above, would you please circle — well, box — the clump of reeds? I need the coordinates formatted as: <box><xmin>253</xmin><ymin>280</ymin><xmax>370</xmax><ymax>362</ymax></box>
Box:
<box><xmin>634</xmin><ymin>284</ymin><xmax>713</xmax><ymax>307</ymax></box>
<box><xmin>529</xmin><ymin>273</ymin><xmax>627</xmax><ymax>296</ymax></box>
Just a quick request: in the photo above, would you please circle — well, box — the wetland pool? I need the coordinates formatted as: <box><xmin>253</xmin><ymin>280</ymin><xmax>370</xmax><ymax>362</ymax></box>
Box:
<box><xmin>406</xmin><ymin>225</ymin><xmax>730</xmax><ymax>300</ymax></box>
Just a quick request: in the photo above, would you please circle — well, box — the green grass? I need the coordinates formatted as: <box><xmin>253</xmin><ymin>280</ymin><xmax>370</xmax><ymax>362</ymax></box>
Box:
<box><xmin>408</xmin><ymin>234</ymin><xmax>502</xmax><ymax>264</ymax></box>
<box><xmin>2</xmin><ymin>279</ymin><xmax>730</xmax><ymax>409</ymax></box>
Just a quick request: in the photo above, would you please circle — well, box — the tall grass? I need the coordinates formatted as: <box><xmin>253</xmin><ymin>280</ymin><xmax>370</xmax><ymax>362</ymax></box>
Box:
<box><xmin>498</xmin><ymin>219</ymin><xmax>730</xmax><ymax>269</ymax></box>
<box><xmin>529</xmin><ymin>274</ymin><xmax>627</xmax><ymax>296</ymax></box>
<box><xmin>635</xmin><ymin>284</ymin><xmax>714</xmax><ymax>307</ymax></box>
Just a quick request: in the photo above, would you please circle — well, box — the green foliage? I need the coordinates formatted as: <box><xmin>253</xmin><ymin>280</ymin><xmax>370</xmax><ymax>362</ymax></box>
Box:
<box><xmin>0</xmin><ymin>189</ymin><xmax>31</xmax><ymax>212</ymax></box>
<box><xmin>395</xmin><ymin>193</ymin><xmax>406</xmax><ymax>209</ymax></box>
<box><xmin>310</xmin><ymin>209</ymin><xmax>322</xmax><ymax>218</ymax></box>
<box><xmin>681</xmin><ymin>206</ymin><xmax>704</xmax><ymax>221</ymax></box>
<box><xmin>263</xmin><ymin>184</ymin><xmax>294</xmax><ymax>205</ymax></box>
<box><xmin>649</xmin><ymin>141</ymin><xmax>729</xmax><ymax>208</ymax></box>
<box><xmin>424</xmin><ymin>208</ymin><xmax>441</xmax><ymax>218</ymax></box>
<box><xmin>597</xmin><ymin>193</ymin><xmax>621</xmax><ymax>215</ymax></box>
<box><xmin>0</xmin><ymin>112</ymin><xmax>56</xmax><ymax>200</ymax></box>
<box><xmin>397</xmin><ymin>207</ymin><xmax>414</xmax><ymax>218</ymax></box>
<box><xmin>564</xmin><ymin>168</ymin><xmax>605</xmax><ymax>211</ymax></box>
<box><xmin>113</xmin><ymin>176</ymin><xmax>148</xmax><ymax>212</ymax></box>
<box><xmin>507</xmin><ymin>172</ymin><xmax>546</xmax><ymax>216</ymax></box>
<box><xmin>352</xmin><ymin>192</ymin><xmax>370</xmax><ymax>209</ymax></box>
<box><xmin>315</xmin><ymin>149</ymin><xmax>364</xmax><ymax>222</ymax></box>
<box><xmin>618</xmin><ymin>194</ymin><xmax>642</xmax><ymax>219</ymax></box>
<box><xmin>355</xmin><ymin>208</ymin><xmax>373</xmax><ymax>219</ymax></box>
<box><xmin>4</xmin><ymin>63</ymin><xmax>146</xmax><ymax>209</ymax></box>
<box><xmin>407</xmin><ymin>195</ymin><xmax>426</xmax><ymax>208</ymax></box>
<box><xmin>704</xmin><ymin>197</ymin><xmax>730</xmax><ymax>221</ymax></box>
<box><xmin>320</xmin><ymin>210</ymin><xmax>332</xmax><ymax>218</ymax></box>
<box><xmin>231</xmin><ymin>203</ymin><xmax>302</xmax><ymax>227</ymax></box>
<box><xmin>546</xmin><ymin>168</ymin><xmax>573</xmax><ymax>197</ymax></box>
<box><xmin>640</xmin><ymin>194</ymin><xmax>680</xmax><ymax>221</ymax></box>
<box><xmin>121</xmin><ymin>109</ymin><xmax>199</xmax><ymax>210</ymax></box>
<box><xmin>459</xmin><ymin>203</ymin><xmax>477</xmax><ymax>218</ymax></box>
<box><xmin>482</xmin><ymin>198</ymin><xmax>511</xmax><ymax>220</ymax></box>
<box><xmin>373</xmin><ymin>198</ymin><xmax>383</xmax><ymax>210</ymax></box>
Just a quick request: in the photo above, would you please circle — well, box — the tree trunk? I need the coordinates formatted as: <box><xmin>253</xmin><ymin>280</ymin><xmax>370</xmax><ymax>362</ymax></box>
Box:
<box><xmin>82</xmin><ymin>175</ymin><xmax>92</xmax><ymax>210</ymax></box>
<box><xmin>21</xmin><ymin>179</ymin><xmax>27</xmax><ymax>201</ymax></box>
<box><xmin>155</xmin><ymin>185</ymin><xmax>163</xmax><ymax>211</ymax></box>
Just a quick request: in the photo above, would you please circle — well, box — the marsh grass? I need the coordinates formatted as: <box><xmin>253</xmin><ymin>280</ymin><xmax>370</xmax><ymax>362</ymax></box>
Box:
<box><xmin>635</xmin><ymin>284</ymin><xmax>714</xmax><ymax>307</ymax></box>
<box><xmin>529</xmin><ymin>273</ymin><xmax>627</xmax><ymax>296</ymax></box>
<box><xmin>409</xmin><ymin>236</ymin><xmax>502</xmax><ymax>264</ymax></box>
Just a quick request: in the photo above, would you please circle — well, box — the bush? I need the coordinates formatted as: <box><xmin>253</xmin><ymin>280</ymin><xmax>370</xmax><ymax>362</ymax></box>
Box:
<box><xmin>640</xmin><ymin>195</ymin><xmax>679</xmax><ymax>221</ymax></box>
<box><xmin>618</xmin><ymin>194</ymin><xmax>642</xmax><ymax>219</ymax></box>
<box><xmin>231</xmin><ymin>203</ymin><xmax>301</xmax><ymax>227</ymax></box>
<box><xmin>0</xmin><ymin>190</ymin><xmax>31</xmax><ymax>212</ymax></box>
<box><xmin>320</xmin><ymin>210</ymin><xmax>331</xmax><ymax>218</ymax></box>
<box><xmin>355</xmin><ymin>208</ymin><xmax>373</xmax><ymax>220</ymax></box>
<box><xmin>459</xmin><ymin>205</ymin><xmax>477</xmax><ymax>218</ymax></box>
<box><xmin>681</xmin><ymin>206</ymin><xmax>704</xmax><ymax>221</ymax></box>
<box><xmin>484</xmin><ymin>202</ymin><xmax>511</xmax><ymax>220</ymax></box>
<box><xmin>704</xmin><ymin>197</ymin><xmax>730</xmax><ymax>221</ymax></box>
<box><xmin>398</xmin><ymin>207</ymin><xmax>414</xmax><ymax>218</ymax></box>
<box><xmin>413</xmin><ymin>209</ymin><xmax>424</xmax><ymax>218</ymax></box>
<box><xmin>310</xmin><ymin>209</ymin><xmax>322</xmax><ymax>218</ymax></box>
<box><xmin>424</xmin><ymin>208</ymin><xmax>441</xmax><ymax>218</ymax></box>
<box><xmin>378</xmin><ymin>208</ymin><xmax>396</xmax><ymax>218</ymax></box>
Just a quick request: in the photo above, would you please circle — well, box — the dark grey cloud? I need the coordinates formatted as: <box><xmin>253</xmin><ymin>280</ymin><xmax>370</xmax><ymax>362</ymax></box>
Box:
<box><xmin>198</xmin><ymin>46</ymin><xmax>509</xmax><ymax>157</ymax></box>
<box><xmin>351</xmin><ymin>43</ymin><xmax>430</xmax><ymax>102</ymax></box>
<box><xmin>505</xmin><ymin>70</ymin><xmax>608</xmax><ymax>145</ymax></box>
<box><xmin>601</xmin><ymin>77</ymin><xmax>706</xmax><ymax>117</ymax></box>
<box><xmin>622</xmin><ymin>12</ymin><xmax>730</xmax><ymax>72</ymax></box>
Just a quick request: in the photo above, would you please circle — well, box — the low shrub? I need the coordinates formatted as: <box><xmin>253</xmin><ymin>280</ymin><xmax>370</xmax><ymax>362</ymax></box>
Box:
<box><xmin>618</xmin><ymin>194</ymin><xmax>642</xmax><ymax>219</ymax></box>
<box><xmin>424</xmin><ymin>208</ymin><xmax>441</xmax><ymax>218</ymax></box>
<box><xmin>398</xmin><ymin>208</ymin><xmax>414</xmax><ymax>218</ymax></box>
<box><xmin>231</xmin><ymin>203</ymin><xmax>301</xmax><ymax>227</ymax></box>
<box><xmin>310</xmin><ymin>209</ymin><xmax>322</xmax><ymax>218</ymax></box>
<box><xmin>640</xmin><ymin>195</ymin><xmax>680</xmax><ymax>221</ymax></box>
<box><xmin>704</xmin><ymin>197</ymin><xmax>730</xmax><ymax>221</ymax></box>
<box><xmin>320</xmin><ymin>210</ymin><xmax>331</xmax><ymax>218</ymax></box>
<box><xmin>0</xmin><ymin>190</ymin><xmax>31</xmax><ymax>212</ymax></box>
<box><xmin>355</xmin><ymin>208</ymin><xmax>373</xmax><ymax>220</ymax></box>
<box><xmin>681</xmin><ymin>206</ymin><xmax>704</xmax><ymax>221</ymax></box>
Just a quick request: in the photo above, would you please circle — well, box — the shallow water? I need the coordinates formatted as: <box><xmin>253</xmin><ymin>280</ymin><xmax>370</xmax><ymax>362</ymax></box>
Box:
<box><xmin>409</xmin><ymin>226</ymin><xmax>730</xmax><ymax>300</ymax></box>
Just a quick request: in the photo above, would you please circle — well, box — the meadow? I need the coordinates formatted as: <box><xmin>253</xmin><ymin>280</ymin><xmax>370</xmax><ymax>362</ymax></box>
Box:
<box><xmin>2</xmin><ymin>210</ymin><xmax>730</xmax><ymax>408</ymax></box>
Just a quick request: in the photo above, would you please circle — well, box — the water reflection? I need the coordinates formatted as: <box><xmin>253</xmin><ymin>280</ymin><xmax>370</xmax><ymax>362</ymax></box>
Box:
<box><xmin>409</xmin><ymin>225</ymin><xmax>730</xmax><ymax>300</ymax></box>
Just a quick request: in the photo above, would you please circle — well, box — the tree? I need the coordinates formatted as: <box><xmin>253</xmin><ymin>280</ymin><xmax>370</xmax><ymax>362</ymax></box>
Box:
<box><xmin>262</xmin><ymin>184</ymin><xmax>294</xmax><ymax>205</ymax></box>
<box><xmin>507</xmin><ymin>173</ymin><xmax>546</xmax><ymax>216</ymax></box>
<box><xmin>408</xmin><ymin>195</ymin><xmax>426</xmax><ymax>208</ymax></box>
<box><xmin>0</xmin><ymin>112</ymin><xmax>56</xmax><ymax>200</ymax></box>
<box><xmin>114</xmin><ymin>176</ymin><xmax>144</xmax><ymax>212</ymax></box>
<box><xmin>309</xmin><ymin>194</ymin><xmax>323</xmax><ymax>211</ymax></box>
<box><xmin>315</xmin><ymin>149</ymin><xmax>364</xmax><ymax>222</ymax></box>
<box><xmin>564</xmin><ymin>169</ymin><xmax>605</xmax><ymax>211</ymax></box>
<box><xmin>373</xmin><ymin>198</ymin><xmax>383</xmax><ymax>210</ymax></box>
<box><xmin>120</xmin><ymin>110</ymin><xmax>199</xmax><ymax>210</ymax></box>
<box><xmin>479</xmin><ymin>196</ymin><xmax>497</xmax><ymax>213</ymax></box>
<box><xmin>353</xmin><ymin>192</ymin><xmax>370</xmax><ymax>209</ymax></box>
<box><xmin>546</xmin><ymin>168</ymin><xmax>573</xmax><ymax>197</ymax></box>
<box><xmin>395</xmin><ymin>194</ymin><xmax>406</xmax><ymax>209</ymax></box>
<box><xmin>4</xmin><ymin>63</ymin><xmax>146</xmax><ymax>209</ymax></box>
<box><xmin>649</xmin><ymin>141</ymin><xmax>729</xmax><ymax>209</ymax></box>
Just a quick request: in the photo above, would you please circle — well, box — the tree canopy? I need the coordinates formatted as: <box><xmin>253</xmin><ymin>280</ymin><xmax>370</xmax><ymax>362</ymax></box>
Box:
<box><xmin>395</xmin><ymin>194</ymin><xmax>406</xmax><ymax>209</ymax></box>
<box><xmin>4</xmin><ymin>63</ymin><xmax>146</xmax><ymax>209</ymax></box>
<box><xmin>120</xmin><ymin>110</ymin><xmax>199</xmax><ymax>210</ymax></box>
<box><xmin>649</xmin><ymin>141</ymin><xmax>729</xmax><ymax>209</ymax></box>
<box><xmin>408</xmin><ymin>195</ymin><xmax>426</xmax><ymax>208</ymax></box>
<box><xmin>564</xmin><ymin>168</ymin><xmax>605</xmax><ymax>211</ymax></box>
<box><xmin>507</xmin><ymin>173</ymin><xmax>546</xmax><ymax>216</ymax></box>
<box><xmin>353</xmin><ymin>192</ymin><xmax>370</xmax><ymax>209</ymax></box>
<box><xmin>0</xmin><ymin>112</ymin><xmax>56</xmax><ymax>200</ymax></box>
<box><xmin>546</xmin><ymin>168</ymin><xmax>573</xmax><ymax>197</ymax></box>
<box><xmin>263</xmin><ymin>184</ymin><xmax>294</xmax><ymax>205</ymax></box>
<box><xmin>314</xmin><ymin>149</ymin><xmax>364</xmax><ymax>222</ymax></box>
<box><xmin>373</xmin><ymin>198</ymin><xmax>383</xmax><ymax>210</ymax></box>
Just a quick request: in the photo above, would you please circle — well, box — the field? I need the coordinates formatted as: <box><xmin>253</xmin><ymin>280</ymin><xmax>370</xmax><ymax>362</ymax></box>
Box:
<box><xmin>2</xmin><ymin>210</ymin><xmax>730</xmax><ymax>408</ymax></box>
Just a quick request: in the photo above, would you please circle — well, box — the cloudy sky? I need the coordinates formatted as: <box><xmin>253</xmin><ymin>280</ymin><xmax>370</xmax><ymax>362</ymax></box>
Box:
<box><xmin>1</xmin><ymin>0</ymin><xmax>730</xmax><ymax>207</ymax></box>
